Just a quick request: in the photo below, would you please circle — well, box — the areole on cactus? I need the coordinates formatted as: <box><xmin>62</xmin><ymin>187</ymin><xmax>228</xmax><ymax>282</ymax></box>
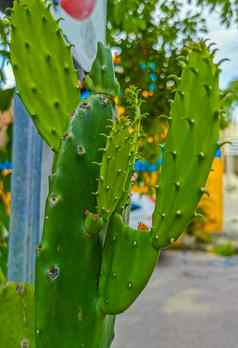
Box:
<box><xmin>0</xmin><ymin>0</ymin><xmax>221</xmax><ymax>347</ymax></box>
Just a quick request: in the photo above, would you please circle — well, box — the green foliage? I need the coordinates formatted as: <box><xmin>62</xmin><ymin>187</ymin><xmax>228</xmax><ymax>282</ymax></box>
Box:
<box><xmin>220</xmin><ymin>79</ymin><xmax>238</xmax><ymax>128</ymax></box>
<box><xmin>0</xmin><ymin>17</ymin><xmax>9</xmax><ymax>48</ymax></box>
<box><xmin>107</xmin><ymin>0</ymin><xmax>208</xmax><ymax>119</ymax></box>
<box><xmin>107</xmin><ymin>0</ymin><xmax>236</xmax><ymax>160</ymax></box>
<box><xmin>197</xmin><ymin>0</ymin><xmax>238</xmax><ymax>26</ymax></box>
<box><xmin>0</xmin><ymin>88</ymin><xmax>14</xmax><ymax>111</ymax></box>
<box><xmin>213</xmin><ymin>242</ymin><xmax>238</xmax><ymax>257</ymax></box>
<box><xmin>0</xmin><ymin>0</ymin><xmax>14</xmax><ymax>13</ymax></box>
<box><xmin>0</xmin><ymin>16</ymin><xmax>14</xmax><ymax>109</ymax></box>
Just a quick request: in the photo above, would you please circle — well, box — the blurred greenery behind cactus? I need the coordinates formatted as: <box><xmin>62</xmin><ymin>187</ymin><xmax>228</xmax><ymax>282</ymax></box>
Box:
<box><xmin>107</xmin><ymin>0</ymin><xmax>236</xmax><ymax>162</ymax></box>
<box><xmin>0</xmin><ymin>16</ymin><xmax>13</xmax><ymax>281</ymax></box>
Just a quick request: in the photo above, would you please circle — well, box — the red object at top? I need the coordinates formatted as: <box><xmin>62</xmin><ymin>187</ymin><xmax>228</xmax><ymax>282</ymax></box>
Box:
<box><xmin>60</xmin><ymin>0</ymin><xmax>96</xmax><ymax>21</ymax></box>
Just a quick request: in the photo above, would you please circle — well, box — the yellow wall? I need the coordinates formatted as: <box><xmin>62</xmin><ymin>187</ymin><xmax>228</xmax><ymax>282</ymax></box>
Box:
<box><xmin>198</xmin><ymin>157</ymin><xmax>224</xmax><ymax>233</ymax></box>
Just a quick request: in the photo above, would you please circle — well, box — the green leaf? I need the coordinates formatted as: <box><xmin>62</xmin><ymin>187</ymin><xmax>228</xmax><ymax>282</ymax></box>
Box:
<box><xmin>0</xmin><ymin>49</ymin><xmax>10</xmax><ymax>60</ymax></box>
<box><xmin>0</xmin><ymin>88</ymin><xmax>14</xmax><ymax>112</ymax></box>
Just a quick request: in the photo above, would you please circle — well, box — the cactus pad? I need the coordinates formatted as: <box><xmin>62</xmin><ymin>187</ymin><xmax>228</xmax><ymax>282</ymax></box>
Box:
<box><xmin>0</xmin><ymin>282</ymin><xmax>34</xmax><ymax>348</ymax></box>
<box><xmin>99</xmin><ymin>214</ymin><xmax>158</xmax><ymax>314</ymax></box>
<box><xmin>85</xmin><ymin>42</ymin><xmax>120</xmax><ymax>97</ymax></box>
<box><xmin>10</xmin><ymin>0</ymin><xmax>79</xmax><ymax>151</ymax></box>
<box><xmin>97</xmin><ymin>116</ymin><xmax>138</xmax><ymax>220</ymax></box>
<box><xmin>35</xmin><ymin>95</ymin><xmax>115</xmax><ymax>348</ymax></box>
<box><xmin>97</xmin><ymin>87</ymin><xmax>143</xmax><ymax>220</ymax></box>
<box><xmin>152</xmin><ymin>42</ymin><xmax>220</xmax><ymax>249</ymax></box>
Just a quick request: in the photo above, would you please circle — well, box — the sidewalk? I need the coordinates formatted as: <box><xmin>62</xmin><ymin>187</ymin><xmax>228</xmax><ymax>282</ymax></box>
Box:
<box><xmin>223</xmin><ymin>188</ymin><xmax>238</xmax><ymax>240</ymax></box>
<box><xmin>113</xmin><ymin>251</ymin><xmax>238</xmax><ymax>348</ymax></box>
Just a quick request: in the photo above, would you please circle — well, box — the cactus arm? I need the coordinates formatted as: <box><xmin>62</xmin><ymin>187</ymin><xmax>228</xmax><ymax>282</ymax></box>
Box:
<box><xmin>97</xmin><ymin>86</ymin><xmax>143</xmax><ymax>220</ymax></box>
<box><xmin>151</xmin><ymin>42</ymin><xmax>220</xmax><ymax>249</ymax></box>
<box><xmin>0</xmin><ymin>282</ymin><xmax>34</xmax><ymax>348</ymax></box>
<box><xmin>85</xmin><ymin>42</ymin><xmax>120</xmax><ymax>97</ymax></box>
<box><xmin>10</xmin><ymin>0</ymin><xmax>79</xmax><ymax>151</ymax></box>
<box><xmin>97</xmin><ymin>117</ymin><xmax>137</xmax><ymax>220</ymax></box>
<box><xmin>96</xmin><ymin>87</ymin><xmax>158</xmax><ymax>315</ymax></box>
<box><xmin>98</xmin><ymin>213</ymin><xmax>158</xmax><ymax>314</ymax></box>
<box><xmin>36</xmin><ymin>95</ymin><xmax>115</xmax><ymax>348</ymax></box>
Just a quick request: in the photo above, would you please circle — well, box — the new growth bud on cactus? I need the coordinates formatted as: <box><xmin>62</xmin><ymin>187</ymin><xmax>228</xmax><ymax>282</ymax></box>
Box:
<box><xmin>85</xmin><ymin>42</ymin><xmax>121</xmax><ymax>97</ymax></box>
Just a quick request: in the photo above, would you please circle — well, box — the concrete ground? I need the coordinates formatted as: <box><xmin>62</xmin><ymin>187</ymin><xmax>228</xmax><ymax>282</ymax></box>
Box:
<box><xmin>224</xmin><ymin>188</ymin><xmax>238</xmax><ymax>239</ymax></box>
<box><xmin>113</xmin><ymin>251</ymin><xmax>238</xmax><ymax>348</ymax></box>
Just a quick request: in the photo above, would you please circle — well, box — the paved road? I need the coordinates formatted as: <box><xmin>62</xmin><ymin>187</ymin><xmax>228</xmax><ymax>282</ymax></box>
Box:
<box><xmin>113</xmin><ymin>251</ymin><xmax>238</xmax><ymax>348</ymax></box>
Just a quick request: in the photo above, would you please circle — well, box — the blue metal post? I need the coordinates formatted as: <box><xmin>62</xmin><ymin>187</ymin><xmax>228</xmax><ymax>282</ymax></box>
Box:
<box><xmin>7</xmin><ymin>97</ymin><xmax>44</xmax><ymax>283</ymax></box>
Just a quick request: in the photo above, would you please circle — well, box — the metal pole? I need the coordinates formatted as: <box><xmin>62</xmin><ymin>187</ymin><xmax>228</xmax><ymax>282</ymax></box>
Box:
<box><xmin>7</xmin><ymin>97</ymin><xmax>44</xmax><ymax>283</ymax></box>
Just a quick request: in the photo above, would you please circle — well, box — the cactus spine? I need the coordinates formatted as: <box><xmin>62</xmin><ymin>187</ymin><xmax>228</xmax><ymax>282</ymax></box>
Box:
<box><xmin>2</xmin><ymin>1</ymin><xmax>221</xmax><ymax>347</ymax></box>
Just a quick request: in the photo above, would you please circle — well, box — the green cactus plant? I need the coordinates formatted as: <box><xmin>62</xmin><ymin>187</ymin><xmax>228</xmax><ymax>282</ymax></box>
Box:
<box><xmin>0</xmin><ymin>282</ymin><xmax>34</xmax><ymax>347</ymax></box>
<box><xmin>1</xmin><ymin>0</ymin><xmax>221</xmax><ymax>347</ymax></box>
